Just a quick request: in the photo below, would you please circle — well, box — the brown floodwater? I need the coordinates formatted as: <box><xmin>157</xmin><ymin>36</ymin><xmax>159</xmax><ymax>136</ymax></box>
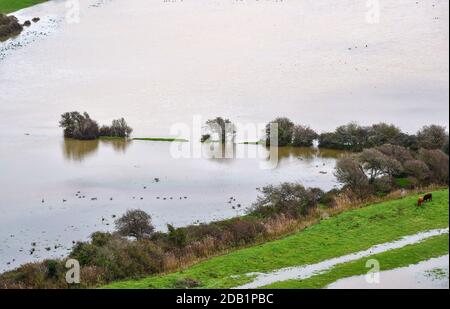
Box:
<box><xmin>0</xmin><ymin>0</ymin><xmax>448</xmax><ymax>271</ymax></box>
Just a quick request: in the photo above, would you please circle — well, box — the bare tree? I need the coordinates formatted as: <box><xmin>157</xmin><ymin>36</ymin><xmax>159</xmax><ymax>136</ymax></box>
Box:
<box><xmin>376</xmin><ymin>144</ymin><xmax>413</xmax><ymax>163</ymax></box>
<box><xmin>418</xmin><ymin>149</ymin><xmax>449</xmax><ymax>184</ymax></box>
<box><xmin>292</xmin><ymin>125</ymin><xmax>318</xmax><ymax>147</ymax></box>
<box><xmin>334</xmin><ymin>156</ymin><xmax>370</xmax><ymax>198</ymax></box>
<box><xmin>358</xmin><ymin>148</ymin><xmax>402</xmax><ymax>181</ymax></box>
<box><xmin>417</xmin><ymin>125</ymin><xmax>449</xmax><ymax>150</ymax></box>
<box><xmin>202</xmin><ymin>117</ymin><xmax>235</xmax><ymax>143</ymax></box>
<box><xmin>59</xmin><ymin>111</ymin><xmax>99</xmax><ymax>140</ymax></box>
<box><xmin>403</xmin><ymin>160</ymin><xmax>431</xmax><ymax>183</ymax></box>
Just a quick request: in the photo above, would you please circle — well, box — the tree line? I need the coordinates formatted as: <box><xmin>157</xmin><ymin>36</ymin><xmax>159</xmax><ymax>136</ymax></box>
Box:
<box><xmin>199</xmin><ymin>116</ymin><xmax>448</xmax><ymax>155</ymax></box>
<box><xmin>266</xmin><ymin>117</ymin><xmax>449</xmax><ymax>153</ymax></box>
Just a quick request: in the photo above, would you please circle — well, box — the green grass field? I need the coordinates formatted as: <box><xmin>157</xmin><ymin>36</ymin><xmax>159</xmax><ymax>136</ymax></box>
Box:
<box><xmin>262</xmin><ymin>233</ymin><xmax>449</xmax><ymax>288</ymax></box>
<box><xmin>104</xmin><ymin>189</ymin><xmax>449</xmax><ymax>289</ymax></box>
<box><xmin>0</xmin><ymin>0</ymin><xmax>47</xmax><ymax>14</ymax></box>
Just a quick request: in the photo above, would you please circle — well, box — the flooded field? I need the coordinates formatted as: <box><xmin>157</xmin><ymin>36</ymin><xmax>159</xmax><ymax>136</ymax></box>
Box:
<box><xmin>0</xmin><ymin>0</ymin><xmax>448</xmax><ymax>272</ymax></box>
<box><xmin>237</xmin><ymin>228</ymin><xmax>449</xmax><ymax>289</ymax></box>
<box><xmin>0</xmin><ymin>134</ymin><xmax>342</xmax><ymax>271</ymax></box>
<box><xmin>328</xmin><ymin>254</ymin><xmax>449</xmax><ymax>289</ymax></box>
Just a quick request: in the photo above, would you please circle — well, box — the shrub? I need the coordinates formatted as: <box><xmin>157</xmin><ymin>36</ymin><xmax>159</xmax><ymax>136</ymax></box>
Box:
<box><xmin>0</xmin><ymin>14</ymin><xmax>23</xmax><ymax>38</ymax></box>
<box><xmin>373</xmin><ymin>176</ymin><xmax>393</xmax><ymax>194</ymax></box>
<box><xmin>358</xmin><ymin>148</ymin><xmax>403</xmax><ymax>180</ymax></box>
<box><xmin>59</xmin><ymin>112</ymin><xmax>99</xmax><ymax>140</ymax></box>
<box><xmin>334</xmin><ymin>156</ymin><xmax>371</xmax><ymax>198</ymax></box>
<box><xmin>250</xmin><ymin>183</ymin><xmax>319</xmax><ymax>218</ymax></box>
<box><xmin>403</xmin><ymin>160</ymin><xmax>431</xmax><ymax>183</ymax></box>
<box><xmin>202</xmin><ymin>117</ymin><xmax>235</xmax><ymax>143</ymax></box>
<box><xmin>99</xmin><ymin>118</ymin><xmax>133</xmax><ymax>138</ymax></box>
<box><xmin>115</xmin><ymin>210</ymin><xmax>155</xmax><ymax>240</ymax></box>
<box><xmin>417</xmin><ymin>125</ymin><xmax>449</xmax><ymax>150</ymax></box>
<box><xmin>167</xmin><ymin>224</ymin><xmax>188</xmax><ymax>247</ymax></box>
<box><xmin>265</xmin><ymin>117</ymin><xmax>294</xmax><ymax>146</ymax></box>
<box><xmin>319</xmin><ymin>189</ymin><xmax>339</xmax><ymax>207</ymax></box>
<box><xmin>376</xmin><ymin>144</ymin><xmax>413</xmax><ymax>163</ymax></box>
<box><xmin>228</xmin><ymin>219</ymin><xmax>265</xmax><ymax>244</ymax></box>
<box><xmin>367</xmin><ymin>123</ymin><xmax>402</xmax><ymax>147</ymax></box>
<box><xmin>418</xmin><ymin>149</ymin><xmax>449</xmax><ymax>184</ymax></box>
<box><xmin>292</xmin><ymin>125</ymin><xmax>318</xmax><ymax>147</ymax></box>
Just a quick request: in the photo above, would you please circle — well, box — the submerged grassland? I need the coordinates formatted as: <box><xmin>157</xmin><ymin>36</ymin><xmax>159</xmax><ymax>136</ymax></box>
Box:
<box><xmin>103</xmin><ymin>189</ymin><xmax>449</xmax><ymax>289</ymax></box>
<box><xmin>262</xmin><ymin>233</ymin><xmax>449</xmax><ymax>288</ymax></box>
<box><xmin>0</xmin><ymin>0</ymin><xmax>47</xmax><ymax>14</ymax></box>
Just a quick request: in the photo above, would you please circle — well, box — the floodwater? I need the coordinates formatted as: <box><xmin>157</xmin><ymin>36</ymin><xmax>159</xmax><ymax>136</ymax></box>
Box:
<box><xmin>328</xmin><ymin>255</ymin><xmax>449</xmax><ymax>289</ymax></box>
<box><xmin>0</xmin><ymin>0</ymin><xmax>448</xmax><ymax>271</ymax></box>
<box><xmin>236</xmin><ymin>228</ymin><xmax>449</xmax><ymax>288</ymax></box>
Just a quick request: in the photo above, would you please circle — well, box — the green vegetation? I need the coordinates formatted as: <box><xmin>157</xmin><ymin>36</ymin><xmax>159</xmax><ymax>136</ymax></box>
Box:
<box><xmin>103</xmin><ymin>188</ymin><xmax>449</xmax><ymax>289</ymax></box>
<box><xmin>59</xmin><ymin>112</ymin><xmax>133</xmax><ymax>140</ymax></box>
<box><xmin>0</xmin><ymin>0</ymin><xmax>47</xmax><ymax>14</ymax></box>
<box><xmin>133</xmin><ymin>137</ymin><xmax>189</xmax><ymax>142</ymax></box>
<box><xmin>262</xmin><ymin>233</ymin><xmax>449</xmax><ymax>288</ymax></box>
<box><xmin>395</xmin><ymin>177</ymin><xmax>413</xmax><ymax>188</ymax></box>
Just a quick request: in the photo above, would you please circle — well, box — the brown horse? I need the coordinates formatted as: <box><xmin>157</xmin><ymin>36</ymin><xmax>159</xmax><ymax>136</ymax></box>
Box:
<box><xmin>423</xmin><ymin>193</ymin><xmax>433</xmax><ymax>203</ymax></box>
<box><xmin>417</xmin><ymin>197</ymin><xmax>424</xmax><ymax>207</ymax></box>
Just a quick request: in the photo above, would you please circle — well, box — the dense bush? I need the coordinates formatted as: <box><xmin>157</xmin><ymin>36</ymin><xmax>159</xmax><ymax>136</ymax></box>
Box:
<box><xmin>417</xmin><ymin>125</ymin><xmax>448</xmax><ymax>150</ymax></box>
<box><xmin>250</xmin><ymin>183</ymin><xmax>321</xmax><ymax>218</ymax></box>
<box><xmin>358</xmin><ymin>148</ymin><xmax>403</xmax><ymax>181</ymax></box>
<box><xmin>99</xmin><ymin>118</ymin><xmax>133</xmax><ymax>138</ymax></box>
<box><xmin>418</xmin><ymin>149</ymin><xmax>449</xmax><ymax>184</ymax></box>
<box><xmin>59</xmin><ymin>112</ymin><xmax>100</xmax><ymax>140</ymax></box>
<box><xmin>0</xmin><ymin>14</ymin><xmax>23</xmax><ymax>39</ymax></box>
<box><xmin>265</xmin><ymin>117</ymin><xmax>295</xmax><ymax>146</ymax></box>
<box><xmin>318</xmin><ymin>122</ymin><xmax>447</xmax><ymax>152</ymax></box>
<box><xmin>115</xmin><ymin>209</ymin><xmax>155</xmax><ymax>240</ymax></box>
<box><xmin>334</xmin><ymin>156</ymin><xmax>371</xmax><ymax>198</ymax></box>
<box><xmin>201</xmin><ymin>117</ymin><xmax>235</xmax><ymax>143</ymax></box>
<box><xmin>335</xmin><ymin>144</ymin><xmax>449</xmax><ymax>197</ymax></box>
<box><xmin>60</xmin><ymin>112</ymin><xmax>133</xmax><ymax>140</ymax></box>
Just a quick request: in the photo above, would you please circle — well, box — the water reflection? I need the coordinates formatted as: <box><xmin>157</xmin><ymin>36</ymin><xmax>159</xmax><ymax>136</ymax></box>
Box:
<box><xmin>62</xmin><ymin>138</ymin><xmax>131</xmax><ymax>161</ymax></box>
<box><xmin>201</xmin><ymin>143</ymin><xmax>345</xmax><ymax>164</ymax></box>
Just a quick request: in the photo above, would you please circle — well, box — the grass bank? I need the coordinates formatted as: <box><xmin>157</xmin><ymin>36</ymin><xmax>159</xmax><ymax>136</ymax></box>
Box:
<box><xmin>104</xmin><ymin>188</ymin><xmax>449</xmax><ymax>289</ymax></box>
<box><xmin>262</xmin><ymin>233</ymin><xmax>449</xmax><ymax>288</ymax></box>
<box><xmin>0</xmin><ymin>0</ymin><xmax>47</xmax><ymax>14</ymax></box>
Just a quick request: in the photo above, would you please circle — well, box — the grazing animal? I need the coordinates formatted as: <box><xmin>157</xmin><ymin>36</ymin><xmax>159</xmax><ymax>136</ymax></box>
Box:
<box><xmin>423</xmin><ymin>193</ymin><xmax>433</xmax><ymax>203</ymax></box>
<box><xmin>417</xmin><ymin>197</ymin><xmax>424</xmax><ymax>207</ymax></box>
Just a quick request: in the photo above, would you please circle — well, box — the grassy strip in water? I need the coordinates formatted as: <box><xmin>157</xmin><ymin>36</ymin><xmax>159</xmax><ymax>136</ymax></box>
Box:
<box><xmin>261</xmin><ymin>233</ymin><xmax>449</xmax><ymax>288</ymax></box>
<box><xmin>103</xmin><ymin>189</ymin><xmax>449</xmax><ymax>289</ymax></box>
<box><xmin>239</xmin><ymin>141</ymin><xmax>262</xmax><ymax>145</ymax></box>
<box><xmin>0</xmin><ymin>0</ymin><xmax>47</xmax><ymax>14</ymax></box>
<box><xmin>133</xmin><ymin>137</ymin><xmax>189</xmax><ymax>142</ymax></box>
<box><xmin>99</xmin><ymin>136</ymin><xmax>129</xmax><ymax>140</ymax></box>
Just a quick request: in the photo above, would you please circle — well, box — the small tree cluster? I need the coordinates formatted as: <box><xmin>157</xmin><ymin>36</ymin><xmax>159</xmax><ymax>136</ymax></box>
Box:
<box><xmin>335</xmin><ymin>144</ymin><xmax>449</xmax><ymax>196</ymax></box>
<box><xmin>115</xmin><ymin>209</ymin><xmax>155</xmax><ymax>240</ymax></box>
<box><xmin>319</xmin><ymin>122</ymin><xmax>448</xmax><ymax>152</ymax></box>
<box><xmin>59</xmin><ymin>112</ymin><xmax>99</xmax><ymax>140</ymax></box>
<box><xmin>59</xmin><ymin>112</ymin><xmax>133</xmax><ymax>140</ymax></box>
<box><xmin>0</xmin><ymin>14</ymin><xmax>23</xmax><ymax>38</ymax></box>
<box><xmin>200</xmin><ymin>117</ymin><xmax>235</xmax><ymax>143</ymax></box>
<box><xmin>250</xmin><ymin>182</ymin><xmax>323</xmax><ymax>218</ymax></box>
<box><xmin>265</xmin><ymin>117</ymin><xmax>318</xmax><ymax>147</ymax></box>
<box><xmin>99</xmin><ymin>118</ymin><xmax>133</xmax><ymax>138</ymax></box>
